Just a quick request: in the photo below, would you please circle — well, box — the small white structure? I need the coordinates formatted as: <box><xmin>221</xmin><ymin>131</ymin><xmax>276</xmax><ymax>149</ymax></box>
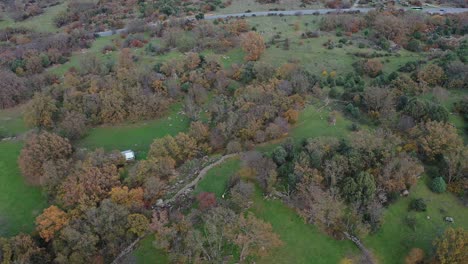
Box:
<box><xmin>121</xmin><ymin>150</ymin><xmax>135</xmax><ymax>161</ymax></box>
<box><xmin>445</xmin><ymin>217</ymin><xmax>454</xmax><ymax>223</ymax></box>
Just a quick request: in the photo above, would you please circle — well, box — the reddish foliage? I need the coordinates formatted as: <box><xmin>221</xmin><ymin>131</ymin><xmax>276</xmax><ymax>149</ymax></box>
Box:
<box><xmin>197</xmin><ymin>192</ymin><xmax>217</xmax><ymax>210</ymax></box>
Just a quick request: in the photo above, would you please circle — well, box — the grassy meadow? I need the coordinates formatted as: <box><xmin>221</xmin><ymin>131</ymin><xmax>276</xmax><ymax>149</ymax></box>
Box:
<box><xmin>365</xmin><ymin>178</ymin><xmax>468</xmax><ymax>264</ymax></box>
<box><xmin>0</xmin><ymin>141</ymin><xmax>47</xmax><ymax>237</ymax></box>
<box><xmin>0</xmin><ymin>1</ymin><xmax>67</xmax><ymax>33</ymax></box>
<box><xmin>78</xmin><ymin>104</ymin><xmax>190</xmax><ymax>158</ymax></box>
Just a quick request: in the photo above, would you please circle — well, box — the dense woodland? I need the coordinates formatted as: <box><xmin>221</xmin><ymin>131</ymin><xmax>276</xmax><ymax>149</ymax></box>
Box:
<box><xmin>0</xmin><ymin>1</ymin><xmax>467</xmax><ymax>264</ymax></box>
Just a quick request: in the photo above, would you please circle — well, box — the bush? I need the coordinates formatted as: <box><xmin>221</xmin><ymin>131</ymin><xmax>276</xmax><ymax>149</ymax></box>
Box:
<box><xmin>409</xmin><ymin>198</ymin><xmax>427</xmax><ymax>212</ymax></box>
<box><xmin>431</xmin><ymin>177</ymin><xmax>447</xmax><ymax>193</ymax></box>
<box><xmin>272</xmin><ymin>146</ymin><xmax>287</xmax><ymax>165</ymax></box>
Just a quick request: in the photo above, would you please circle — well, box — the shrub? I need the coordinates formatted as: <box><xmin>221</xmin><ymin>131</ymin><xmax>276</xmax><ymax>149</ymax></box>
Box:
<box><xmin>409</xmin><ymin>198</ymin><xmax>427</xmax><ymax>212</ymax></box>
<box><xmin>272</xmin><ymin>146</ymin><xmax>287</xmax><ymax>165</ymax></box>
<box><xmin>431</xmin><ymin>177</ymin><xmax>447</xmax><ymax>193</ymax></box>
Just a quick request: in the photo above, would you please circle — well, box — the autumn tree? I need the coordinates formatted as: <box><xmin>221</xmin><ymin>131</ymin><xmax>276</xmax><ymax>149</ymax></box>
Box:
<box><xmin>57</xmin><ymin>111</ymin><xmax>88</xmax><ymax>140</ymax></box>
<box><xmin>296</xmin><ymin>177</ymin><xmax>345</xmax><ymax>234</ymax></box>
<box><xmin>0</xmin><ymin>69</ymin><xmax>27</xmax><ymax>109</ymax></box>
<box><xmin>241</xmin><ymin>31</ymin><xmax>266</xmax><ymax>61</ymax></box>
<box><xmin>443</xmin><ymin>146</ymin><xmax>468</xmax><ymax>184</ymax></box>
<box><xmin>362</xmin><ymin>59</ymin><xmax>383</xmax><ymax>78</ymax></box>
<box><xmin>405</xmin><ymin>248</ymin><xmax>424</xmax><ymax>264</ymax></box>
<box><xmin>19</xmin><ymin>131</ymin><xmax>72</xmax><ymax>185</ymax></box>
<box><xmin>418</xmin><ymin>64</ymin><xmax>445</xmax><ymax>87</ymax></box>
<box><xmin>379</xmin><ymin>153</ymin><xmax>424</xmax><ymax>192</ymax></box>
<box><xmin>127</xmin><ymin>214</ymin><xmax>149</xmax><ymax>237</ymax></box>
<box><xmin>36</xmin><ymin>205</ymin><xmax>69</xmax><ymax>242</ymax></box>
<box><xmin>58</xmin><ymin>152</ymin><xmax>121</xmax><ymax>208</ymax></box>
<box><xmin>109</xmin><ymin>186</ymin><xmax>144</xmax><ymax>210</ymax></box>
<box><xmin>411</xmin><ymin>121</ymin><xmax>463</xmax><ymax>160</ymax></box>
<box><xmin>228</xmin><ymin>212</ymin><xmax>282</xmax><ymax>261</ymax></box>
<box><xmin>433</xmin><ymin>228</ymin><xmax>467</xmax><ymax>264</ymax></box>
<box><xmin>373</xmin><ymin>14</ymin><xmax>407</xmax><ymax>44</ymax></box>
<box><xmin>148</xmin><ymin>133</ymin><xmax>209</xmax><ymax>164</ymax></box>
<box><xmin>196</xmin><ymin>192</ymin><xmax>217</xmax><ymax>210</ymax></box>
<box><xmin>24</xmin><ymin>92</ymin><xmax>58</xmax><ymax>129</ymax></box>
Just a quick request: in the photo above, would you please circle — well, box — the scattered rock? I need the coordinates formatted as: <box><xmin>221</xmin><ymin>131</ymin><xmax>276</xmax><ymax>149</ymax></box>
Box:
<box><xmin>156</xmin><ymin>199</ymin><xmax>164</xmax><ymax>207</ymax></box>
<box><xmin>444</xmin><ymin>217</ymin><xmax>454</xmax><ymax>223</ymax></box>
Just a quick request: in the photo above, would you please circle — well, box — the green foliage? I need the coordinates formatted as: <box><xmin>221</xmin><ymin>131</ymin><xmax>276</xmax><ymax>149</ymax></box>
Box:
<box><xmin>403</xmin><ymin>98</ymin><xmax>449</xmax><ymax>123</ymax></box>
<box><xmin>340</xmin><ymin>171</ymin><xmax>376</xmax><ymax>205</ymax></box>
<box><xmin>406</xmin><ymin>39</ymin><xmax>421</xmax><ymax>52</ymax></box>
<box><xmin>430</xmin><ymin>177</ymin><xmax>447</xmax><ymax>193</ymax></box>
<box><xmin>272</xmin><ymin>146</ymin><xmax>287</xmax><ymax>165</ymax></box>
<box><xmin>345</xmin><ymin>103</ymin><xmax>360</xmax><ymax>119</ymax></box>
<box><xmin>409</xmin><ymin>198</ymin><xmax>427</xmax><ymax>212</ymax></box>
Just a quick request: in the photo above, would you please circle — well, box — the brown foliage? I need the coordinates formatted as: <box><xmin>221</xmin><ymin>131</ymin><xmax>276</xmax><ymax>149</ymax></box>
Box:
<box><xmin>418</xmin><ymin>64</ymin><xmax>445</xmax><ymax>87</ymax></box>
<box><xmin>405</xmin><ymin>248</ymin><xmax>424</xmax><ymax>264</ymax></box>
<box><xmin>411</xmin><ymin>121</ymin><xmax>463</xmax><ymax>160</ymax></box>
<box><xmin>241</xmin><ymin>31</ymin><xmax>266</xmax><ymax>61</ymax></box>
<box><xmin>109</xmin><ymin>186</ymin><xmax>144</xmax><ymax>210</ymax></box>
<box><xmin>196</xmin><ymin>192</ymin><xmax>217</xmax><ymax>210</ymax></box>
<box><xmin>362</xmin><ymin>59</ymin><xmax>383</xmax><ymax>78</ymax></box>
<box><xmin>228</xmin><ymin>212</ymin><xmax>283</xmax><ymax>261</ymax></box>
<box><xmin>19</xmin><ymin>132</ymin><xmax>72</xmax><ymax>185</ymax></box>
<box><xmin>433</xmin><ymin>228</ymin><xmax>468</xmax><ymax>264</ymax></box>
<box><xmin>24</xmin><ymin>93</ymin><xmax>58</xmax><ymax>129</ymax></box>
<box><xmin>36</xmin><ymin>205</ymin><xmax>69</xmax><ymax>242</ymax></box>
<box><xmin>0</xmin><ymin>70</ymin><xmax>27</xmax><ymax>109</ymax></box>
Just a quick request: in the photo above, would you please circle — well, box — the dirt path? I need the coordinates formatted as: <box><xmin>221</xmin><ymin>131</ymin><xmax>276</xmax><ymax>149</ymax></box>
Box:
<box><xmin>163</xmin><ymin>153</ymin><xmax>239</xmax><ymax>205</ymax></box>
<box><xmin>112</xmin><ymin>153</ymin><xmax>240</xmax><ymax>264</ymax></box>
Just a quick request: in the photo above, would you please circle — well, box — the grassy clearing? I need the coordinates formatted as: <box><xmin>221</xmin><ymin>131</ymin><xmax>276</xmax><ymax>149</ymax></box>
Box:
<box><xmin>245</xmin><ymin>16</ymin><xmax>420</xmax><ymax>75</ymax></box>
<box><xmin>0</xmin><ymin>141</ymin><xmax>47</xmax><ymax>237</ymax></box>
<box><xmin>0</xmin><ymin>2</ymin><xmax>67</xmax><ymax>32</ymax></box>
<box><xmin>215</xmin><ymin>0</ymin><xmax>322</xmax><ymax>14</ymax></box>
<box><xmin>194</xmin><ymin>157</ymin><xmax>358</xmax><ymax>264</ymax></box>
<box><xmin>194</xmin><ymin>157</ymin><xmax>241</xmax><ymax>197</ymax></box>
<box><xmin>133</xmin><ymin>236</ymin><xmax>169</xmax><ymax>264</ymax></box>
<box><xmin>258</xmin><ymin>103</ymin><xmax>353</xmax><ymax>153</ymax></box>
<box><xmin>364</xmin><ymin>178</ymin><xmax>468</xmax><ymax>264</ymax></box>
<box><xmin>49</xmin><ymin>35</ymin><xmax>120</xmax><ymax>76</ymax></box>
<box><xmin>251</xmin><ymin>189</ymin><xmax>357</xmax><ymax>264</ymax></box>
<box><xmin>78</xmin><ymin>104</ymin><xmax>190</xmax><ymax>159</ymax></box>
<box><xmin>291</xmin><ymin>104</ymin><xmax>352</xmax><ymax>140</ymax></box>
<box><xmin>0</xmin><ymin>105</ymin><xmax>28</xmax><ymax>137</ymax></box>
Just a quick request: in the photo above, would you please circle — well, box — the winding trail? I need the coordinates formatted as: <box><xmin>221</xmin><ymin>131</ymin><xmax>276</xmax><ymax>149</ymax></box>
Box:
<box><xmin>164</xmin><ymin>153</ymin><xmax>239</xmax><ymax>205</ymax></box>
<box><xmin>112</xmin><ymin>153</ymin><xmax>239</xmax><ymax>264</ymax></box>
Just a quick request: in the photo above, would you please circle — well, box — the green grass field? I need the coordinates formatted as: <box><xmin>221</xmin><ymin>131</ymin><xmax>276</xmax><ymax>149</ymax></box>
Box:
<box><xmin>78</xmin><ymin>104</ymin><xmax>190</xmax><ymax>159</ymax></box>
<box><xmin>0</xmin><ymin>1</ymin><xmax>67</xmax><ymax>32</ymax></box>
<box><xmin>364</xmin><ymin>177</ymin><xmax>468</xmax><ymax>264</ymax></box>
<box><xmin>0</xmin><ymin>141</ymin><xmax>47</xmax><ymax>237</ymax></box>
<box><xmin>251</xmin><ymin>190</ymin><xmax>357</xmax><ymax>264</ymax></box>
<box><xmin>215</xmin><ymin>0</ymin><xmax>322</xmax><ymax>14</ymax></box>
<box><xmin>194</xmin><ymin>157</ymin><xmax>241</xmax><ymax>197</ymax></box>
<box><xmin>244</xmin><ymin>16</ymin><xmax>421</xmax><ymax>76</ymax></box>
<box><xmin>193</xmin><ymin>157</ymin><xmax>358</xmax><ymax>264</ymax></box>
<box><xmin>291</xmin><ymin>104</ymin><xmax>352</xmax><ymax>140</ymax></box>
<box><xmin>0</xmin><ymin>105</ymin><xmax>28</xmax><ymax>137</ymax></box>
<box><xmin>133</xmin><ymin>236</ymin><xmax>169</xmax><ymax>264</ymax></box>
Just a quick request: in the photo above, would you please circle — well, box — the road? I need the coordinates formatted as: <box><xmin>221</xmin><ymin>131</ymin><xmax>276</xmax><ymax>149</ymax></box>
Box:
<box><xmin>96</xmin><ymin>7</ymin><xmax>468</xmax><ymax>37</ymax></box>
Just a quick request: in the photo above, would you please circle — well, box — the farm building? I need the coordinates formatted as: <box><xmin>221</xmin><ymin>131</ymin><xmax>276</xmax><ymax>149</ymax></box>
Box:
<box><xmin>121</xmin><ymin>150</ymin><xmax>135</xmax><ymax>161</ymax></box>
